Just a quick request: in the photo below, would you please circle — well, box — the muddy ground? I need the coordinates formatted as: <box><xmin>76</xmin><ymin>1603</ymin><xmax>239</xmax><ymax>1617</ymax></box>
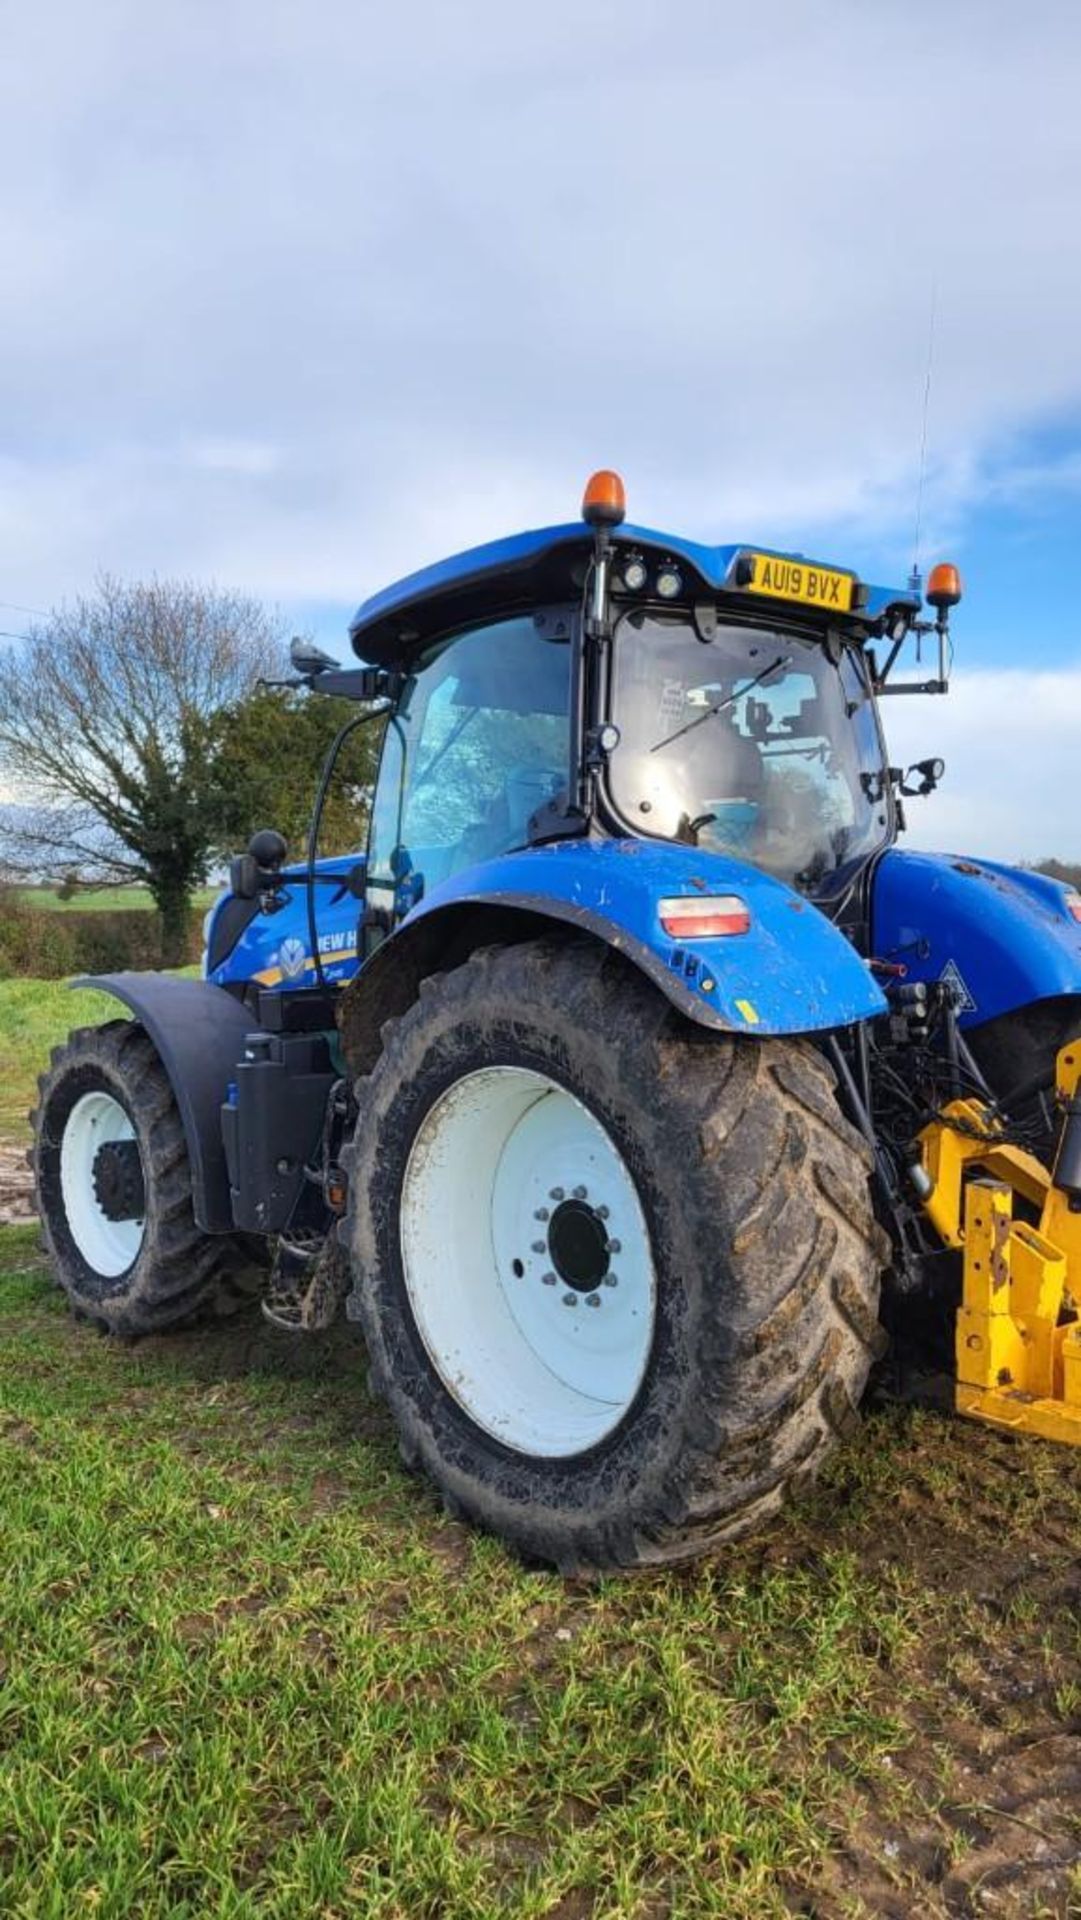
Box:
<box><xmin>0</xmin><ymin>1143</ymin><xmax>33</xmax><ymax>1225</ymax></box>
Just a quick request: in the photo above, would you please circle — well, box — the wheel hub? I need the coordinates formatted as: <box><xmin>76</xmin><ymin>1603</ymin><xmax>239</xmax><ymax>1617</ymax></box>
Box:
<box><xmin>91</xmin><ymin>1139</ymin><xmax>145</xmax><ymax>1223</ymax></box>
<box><xmin>547</xmin><ymin>1197</ymin><xmax>610</xmax><ymax>1292</ymax></box>
<box><xmin>399</xmin><ymin>1065</ymin><xmax>657</xmax><ymax>1457</ymax></box>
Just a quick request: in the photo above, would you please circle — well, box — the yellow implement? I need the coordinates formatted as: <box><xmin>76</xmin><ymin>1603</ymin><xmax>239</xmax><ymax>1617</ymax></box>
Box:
<box><xmin>918</xmin><ymin>1043</ymin><xmax>1081</xmax><ymax>1444</ymax></box>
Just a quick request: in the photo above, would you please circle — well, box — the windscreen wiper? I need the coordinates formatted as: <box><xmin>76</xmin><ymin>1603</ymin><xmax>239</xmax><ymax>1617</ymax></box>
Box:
<box><xmin>649</xmin><ymin>655</ymin><xmax>792</xmax><ymax>754</ymax></box>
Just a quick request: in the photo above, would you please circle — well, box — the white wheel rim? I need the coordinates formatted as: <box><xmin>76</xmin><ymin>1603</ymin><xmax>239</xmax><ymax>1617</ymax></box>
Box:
<box><xmin>400</xmin><ymin>1066</ymin><xmax>657</xmax><ymax>1457</ymax></box>
<box><xmin>59</xmin><ymin>1091</ymin><xmax>145</xmax><ymax>1278</ymax></box>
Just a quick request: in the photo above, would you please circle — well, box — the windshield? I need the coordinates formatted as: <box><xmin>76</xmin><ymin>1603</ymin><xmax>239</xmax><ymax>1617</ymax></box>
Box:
<box><xmin>606</xmin><ymin>609</ymin><xmax>890</xmax><ymax>892</ymax></box>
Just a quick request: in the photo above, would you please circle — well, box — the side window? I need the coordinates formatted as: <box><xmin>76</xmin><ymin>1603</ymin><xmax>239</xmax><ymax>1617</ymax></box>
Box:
<box><xmin>369</xmin><ymin>612</ymin><xmax>571</xmax><ymax>907</ymax></box>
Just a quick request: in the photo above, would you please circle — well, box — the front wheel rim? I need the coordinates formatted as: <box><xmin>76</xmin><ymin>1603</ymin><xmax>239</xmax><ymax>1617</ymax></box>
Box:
<box><xmin>59</xmin><ymin>1090</ymin><xmax>145</xmax><ymax>1278</ymax></box>
<box><xmin>399</xmin><ymin>1066</ymin><xmax>657</xmax><ymax>1458</ymax></box>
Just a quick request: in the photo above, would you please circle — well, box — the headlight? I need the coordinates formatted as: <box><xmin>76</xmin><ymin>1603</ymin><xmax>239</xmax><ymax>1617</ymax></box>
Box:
<box><xmin>655</xmin><ymin>566</ymin><xmax>682</xmax><ymax>600</ymax></box>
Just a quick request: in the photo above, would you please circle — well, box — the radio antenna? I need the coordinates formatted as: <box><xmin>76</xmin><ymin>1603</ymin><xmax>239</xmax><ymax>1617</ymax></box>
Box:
<box><xmin>909</xmin><ymin>281</ymin><xmax>938</xmax><ymax>595</ymax></box>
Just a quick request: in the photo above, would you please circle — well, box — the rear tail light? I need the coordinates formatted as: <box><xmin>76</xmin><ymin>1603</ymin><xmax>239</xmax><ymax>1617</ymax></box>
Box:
<box><xmin>1067</xmin><ymin>892</ymin><xmax>1081</xmax><ymax>923</ymax></box>
<box><xmin>659</xmin><ymin>895</ymin><xmax>751</xmax><ymax>939</ymax></box>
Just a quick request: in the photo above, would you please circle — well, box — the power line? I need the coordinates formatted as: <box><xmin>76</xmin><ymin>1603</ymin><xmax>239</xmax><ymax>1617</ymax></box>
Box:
<box><xmin>0</xmin><ymin>600</ymin><xmax>48</xmax><ymax>618</ymax></box>
<box><xmin>0</xmin><ymin>629</ymin><xmax>32</xmax><ymax>641</ymax></box>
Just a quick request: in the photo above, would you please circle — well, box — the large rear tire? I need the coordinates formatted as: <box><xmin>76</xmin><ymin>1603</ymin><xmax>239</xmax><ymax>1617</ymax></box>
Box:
<box><xmin>346</xmin><ymin>940</ymin><xmax>889</xmax><ymax>1571</ymax></box>
<box><xmin>32</xmin><ymin>1021</ymin><xmax>252</xmax><ymax>1335</ymax></box>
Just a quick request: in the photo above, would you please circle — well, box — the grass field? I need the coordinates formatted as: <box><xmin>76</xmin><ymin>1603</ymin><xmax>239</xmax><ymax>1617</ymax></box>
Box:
<box><xmin>2</xmin><ymin>1226</ymin><xmax>1080</xmax><ymax>1918</ymax></box>
<box><xmin>4</xmin><ymin>983</ymin><xmax>1081</xmax><ymax>1912</ymax></box>
<box><xmin>15</xmin><ymin>887</ymin><xmax>219</xmax><ymax>913</ymax></box>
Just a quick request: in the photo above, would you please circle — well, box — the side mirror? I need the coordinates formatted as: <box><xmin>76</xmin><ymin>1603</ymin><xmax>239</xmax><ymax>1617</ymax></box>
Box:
<box><xmin>290</xmin><ymin>636</ymin><xmax>339</xmax><ymax>679</ymax></box>
<box><xmin>229</xmin><ymin>853</ymin><xmax>260</xmax><ymax>900</ymax></box>
<box><xmin>901</xmin><ymin>757</ymin><xmax>945</xmax><ymax>798</ymax></box>
<box><xmin>230</xmin><ymin>828</ymin><xmax>288</xmax><ymax>899</ymax></box>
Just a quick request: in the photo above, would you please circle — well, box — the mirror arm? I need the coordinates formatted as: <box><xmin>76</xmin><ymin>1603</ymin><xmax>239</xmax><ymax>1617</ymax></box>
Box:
<box><xmin>873</xmin><ymin>616</ymin><xmax>950</xmax><ymax>696</ymax></box>
<box><xmin>257</xmin><ymin>667</ymin><xmax>403</xmax><ymax>702</ymax></box>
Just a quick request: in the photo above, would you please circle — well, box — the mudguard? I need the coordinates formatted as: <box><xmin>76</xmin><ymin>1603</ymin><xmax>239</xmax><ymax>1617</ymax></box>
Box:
<box><xmin>353</xmin><ymin>839</ymin><xmax>888</xmax><ymax>1038</ymax></box>
<box><xmin>871</xmin><ymin>850</ymin><xmax>1081</xmax><ymax>1028</ymax></box>
<box><xmin>72</xmin><ymin>972</ymin><xmax>258</xmax><ymax>1232</ymax></box>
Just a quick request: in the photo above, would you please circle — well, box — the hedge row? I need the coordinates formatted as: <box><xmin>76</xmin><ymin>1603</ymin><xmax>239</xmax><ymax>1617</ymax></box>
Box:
<box><xmin>0</xmin><ymin>902</ymin><xmax>203</xmax><ymax>979</ymax></box>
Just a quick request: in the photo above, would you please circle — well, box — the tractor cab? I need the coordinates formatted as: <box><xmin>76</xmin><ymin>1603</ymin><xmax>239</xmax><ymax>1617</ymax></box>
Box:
<box><xmin>209</xmin><ymin>469</ymin><xmax>962</xmax><ymax>1006</ymax></box>
<box><xmin>340</xmin><ymin>468</ymin><xmax>949</xmax><ymax>953</ymax></box>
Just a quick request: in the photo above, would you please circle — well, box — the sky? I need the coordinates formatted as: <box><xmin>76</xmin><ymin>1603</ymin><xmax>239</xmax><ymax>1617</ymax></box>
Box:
<box><xmin>1</xmin><ymin>0</ymin><xmax>1080</xmax><ymax>859</ymax></box>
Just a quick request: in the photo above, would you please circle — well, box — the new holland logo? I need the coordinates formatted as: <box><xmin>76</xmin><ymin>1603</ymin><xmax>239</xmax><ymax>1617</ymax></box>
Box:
<box><xmin>278</xmin><ymin>936</ymin><xmax>308</xmax><ymax>981</ymax></box>
<box><xmin>940</xmin><ymin>959</ymin><xmax>977</xmax><ymax>1014</ymax></box>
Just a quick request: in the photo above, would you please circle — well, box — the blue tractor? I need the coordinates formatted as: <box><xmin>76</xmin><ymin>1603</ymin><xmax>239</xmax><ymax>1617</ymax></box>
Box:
<box><xmin>31</xmin><ymin>472</ymin><xmax>1081</xmax><ymax>1569</ymax></box>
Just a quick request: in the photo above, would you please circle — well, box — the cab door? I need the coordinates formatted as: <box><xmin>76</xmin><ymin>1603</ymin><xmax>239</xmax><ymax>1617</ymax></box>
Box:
<box><xmin>363</xmin><ymin>608</ymin><xmax>574</xmax><ymax>958</ymax></box>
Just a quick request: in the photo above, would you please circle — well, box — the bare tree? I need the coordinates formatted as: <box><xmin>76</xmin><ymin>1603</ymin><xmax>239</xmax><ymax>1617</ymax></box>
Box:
<box><xmin>0</xmin><ymin>575</ymin><xmax>286</xmax><ymax>962</ymax></box>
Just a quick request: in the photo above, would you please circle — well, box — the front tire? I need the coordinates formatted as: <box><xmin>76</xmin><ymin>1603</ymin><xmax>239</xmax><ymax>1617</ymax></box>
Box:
<box><xmin>32</xmin><ymin>1021</ymin><xmax>249</xmax><ymax>1335</ymax></box>
<box><xmin>347</xmin><ymin>941</ymin><xmax>889</xmax><ymax>1571</ymax></box>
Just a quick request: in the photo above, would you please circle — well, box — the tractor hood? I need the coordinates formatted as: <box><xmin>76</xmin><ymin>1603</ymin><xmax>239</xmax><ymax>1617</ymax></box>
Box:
<box><xmin>872</xmin><ymin>849</ymin><xmax>1081</xmax><ymax>1027</ymax></box>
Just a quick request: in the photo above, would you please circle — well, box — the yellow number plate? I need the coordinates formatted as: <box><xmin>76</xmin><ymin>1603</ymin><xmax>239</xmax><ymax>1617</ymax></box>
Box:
<box><xmin>743</xmin><ymin>552</ymin><xmax>855</xmax><ymax>614</ymax></box>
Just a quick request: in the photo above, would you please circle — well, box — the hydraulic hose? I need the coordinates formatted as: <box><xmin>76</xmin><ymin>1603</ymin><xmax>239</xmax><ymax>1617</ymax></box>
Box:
<box><xmin>306</xmin><ymin>703</ymin><xmax>390</xmax><ymax>991</ymax></box>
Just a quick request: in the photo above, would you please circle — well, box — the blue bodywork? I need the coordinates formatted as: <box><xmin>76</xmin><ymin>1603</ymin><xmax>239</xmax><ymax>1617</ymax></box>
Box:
<box><xmin>872</xmin><ymin>850</ymin><xmax>1081</xmax><ymax>1027</ymax></box>
<box><xmin>209</xmin><ymin>840</ymin><xmax>888</xmax><ymax>1036</ymax></box>
<box><xmin>207</xmin><ymin>842</ymin><xmax>1081</xmax><ymax>1040</ymax></box>
<box><xmin>207</xmin><ymin>857</ymin><xmax>364</xmax><ymax>993</ymax></box>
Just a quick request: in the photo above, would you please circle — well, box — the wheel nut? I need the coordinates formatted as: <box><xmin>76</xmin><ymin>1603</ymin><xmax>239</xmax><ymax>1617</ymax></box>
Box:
<box><xmin>603</xmin><ymin>1274</ymin><xmax>618</xmax><ymax>1288</ymax></box>
<box><xmin>585</xmin><ymin>1293</ymin><xmax>601</xmax><ymax>1308</ymax></box>
<box><xmin>549</xmin><ymin>1187</ymin><xmax>565</xmax><ymax>1202</ymax></box>
<box><xmin>531</xmin><ymin>1240</ymin><xmax>546</xmax><ymax>1253</ymax></box>
<box><xmin>534</xmin><ymin>1207</ymin><xmax>549</xmax><ymax>1222</ymax></box>
<box><xmin>542</xmin><ymin>1271</ymin><xmax>557</xmax><ymax>1286</ymax></box>
<box><xmin>607</xmin><ymin>1238</ymin><xmax>621</xmax><ymax>1255</ymax></box>
<box><xmin>573</xmin><ymin>1185</ymin><xmax>587</xmax><ymax>1200</ymax></box>
<box><xmin>596</xmin><ymin>1205</ymin><xmax>609</xmax><ymax>1220</ymax></box>
<box><xmin>562</xmin><ymin>1293</ymin><xmax>578</xmax><ymax>1308</ymax></box>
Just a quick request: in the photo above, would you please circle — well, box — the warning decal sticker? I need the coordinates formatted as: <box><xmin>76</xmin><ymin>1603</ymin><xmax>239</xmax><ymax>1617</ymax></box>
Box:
<box><xmin>940</xmin><ymin>959</ymin><xmax>977</xmax><ymax>1014</ymax></box>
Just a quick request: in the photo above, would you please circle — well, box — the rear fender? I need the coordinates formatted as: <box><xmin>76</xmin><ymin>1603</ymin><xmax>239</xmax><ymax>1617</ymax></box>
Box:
<box><xmin>72</xmin><ymin>972</ymin><xmax>257</xmax><ymax>1232</ymax></box>
<box><xmin>338</xmin><ymin>839</ymin><xmax>886</xmax><ymax>1071</ymax></box>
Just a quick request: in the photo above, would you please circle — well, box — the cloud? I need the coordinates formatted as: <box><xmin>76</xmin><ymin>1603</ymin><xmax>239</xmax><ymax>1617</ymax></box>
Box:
<box><xmin>882</xmin><ymin>665</ymin><xmax>1081</xmax><ymax>864</ymax></box>
<box><xmin>186</xmin><ymin>440</ymin><xmax>281</xmax><ymax>478</ymax></box>
<box><xmin>2</xmin><ymin>0</ymin><xmax>1081</xmax><ymax>616</ymax></box>
<box><xmin>1</xmin><ymin>2</ymin><xmax>1079</xmax><ymax>867</ymax></box>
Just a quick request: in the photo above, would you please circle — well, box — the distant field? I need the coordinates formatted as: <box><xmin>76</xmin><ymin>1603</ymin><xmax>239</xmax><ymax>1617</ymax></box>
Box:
<box><xmin>16</xmin><ymin>886</ymin><xmax>219</xmax><ymax>913</ymax></box>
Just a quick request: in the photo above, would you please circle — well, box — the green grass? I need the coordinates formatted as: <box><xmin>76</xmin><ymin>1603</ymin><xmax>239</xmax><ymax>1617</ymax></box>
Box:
<box><xmin>0</xmin><ymin>974</ymin><xmax>201</xmax><ymax>1142</ymax></box>
<box><xmin>15</xmin><ymin>887</ymin><xmax>218</xmax><ymax>913</ymax></box>
<box><xmin>2</xmin><ymin>1225</ymin><xmax>1081</xmax><ymax>1918</ymax></box>
<box><xmin>0</xmin><ymin>980</ymin><xmax>122</xmax><ymax>1139</ymax></box>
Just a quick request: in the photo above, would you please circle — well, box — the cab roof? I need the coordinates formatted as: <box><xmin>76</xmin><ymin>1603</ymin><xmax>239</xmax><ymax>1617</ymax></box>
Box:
<box><xmin>348</xmin><ymin>520</ymin><xmax>918</xmax><ymax>667</ymax></box>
